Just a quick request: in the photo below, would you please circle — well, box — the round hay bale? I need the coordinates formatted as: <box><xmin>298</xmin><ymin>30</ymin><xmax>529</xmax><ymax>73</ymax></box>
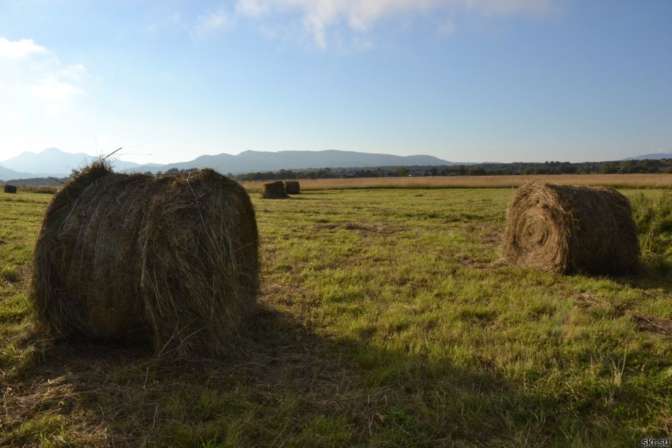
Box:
<box><xmin>31</xmin><ymin>163</ymin><xmax>259</xmax><ymax>356</ymax></box>
<box><xmin>503</xmin><ymin>182</ymin><xmax>639</xmax><ymax>275</ymax></box>
<box><xmin>285</xmin><ymin>181</ymin><xmax>301</xmax><ymax>195</ymax></box>
<box><xmin>262</xmin><ymin>181</ymin><xmax>288</xmax><ymax>199</ymax></box>
<box><xmin>4</xmin><ymin>184</ymin><xmax>17</xmax><ymax>194</ymax></box>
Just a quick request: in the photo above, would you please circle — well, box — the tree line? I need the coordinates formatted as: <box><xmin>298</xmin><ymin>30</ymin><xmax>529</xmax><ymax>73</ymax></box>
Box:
<box><xmin>233</xmin><ymin>159</ymin><xmax>672</xmax><ymax>181</ymax></box>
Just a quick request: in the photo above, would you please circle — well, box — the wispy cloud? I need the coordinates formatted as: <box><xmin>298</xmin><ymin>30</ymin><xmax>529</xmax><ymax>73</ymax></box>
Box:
<box><xmin>0</xmin><ymin>37</ymin><xmax>47</xmax><ymax>59</ymax></box>
<box><xmin>235</xmin><ymin>0</ymin><xmax>553</xmax><ymax>48</ymax></box>
<box><xmin>194</xmin><ymin>9</ymin><xmax>234</xmax><ymax>36</ymax></box>
<box><xmin>31</xmin><ymin>64</ymin><xmax>86</xmax><ymax>103</ymax></box>
<box><xmin>0</xmin><ymin>37</ymin><xmax>86</xmax><ymax>111</ymax></box>
<box><xmin>146</xmin><ymin>12</ymin><xmax>184</xmax><ymax>35</ymax></box>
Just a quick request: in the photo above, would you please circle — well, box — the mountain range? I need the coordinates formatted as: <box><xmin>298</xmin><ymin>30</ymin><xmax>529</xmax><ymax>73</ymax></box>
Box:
<box><xmin>0</xmin><ymin>148</ymin><xmax>141</xmax><ymax>179</ymax></box>
<box><xmin>2</xmin><ymin>148</ymin><xmax>671</xmax><ymax>181</ymax></box>
<box><xmin>0</xmin><ymin>165</ymin><xmax>31</xmax><ymax>181</ymax></box>
<box><xmin>0</xmin><ymin>148</ymin><xmax>452</xmax><ymax>180</ymax></box>
<box><xmin>625</xmin><ymin>153</ymin><xmax>672</xmax><ymax>161</ymax></box>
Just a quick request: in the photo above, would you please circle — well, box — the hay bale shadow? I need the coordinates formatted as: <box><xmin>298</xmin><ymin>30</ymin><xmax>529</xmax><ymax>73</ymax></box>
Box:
<box><xmin>2</xmin><ymin>305</ymin><xmax>555</xmax><ymax>447</ymax></box>
<box><xmin>612</xmin><ymin>260</ymin><xmax>672</xmax><ymax>295</ymax></box>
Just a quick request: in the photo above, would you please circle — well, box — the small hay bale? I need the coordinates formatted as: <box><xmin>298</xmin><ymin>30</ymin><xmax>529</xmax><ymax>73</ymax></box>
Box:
<box><xmin>31</xmin><ymin>162</ymin><xmax>259</xmax><ymax>356</ymax></box>
<box><xmin>503</xmin><ymin>182</ymin><xmax>639</xmax><ymax>275</ymax></box>
<box><xmin>262</xmin><ymin>181</ymin><xmax>288</xmax><ymax>199</ymax></box>
<box><xmin>285</xmin><ymin>181</ymin><xmax>301</xmax><ymax>195</ymax></box>
<box><xmin>4</xmin><ymin>184</ymin><xmax>17</xmax><ymax>194</ymax></box>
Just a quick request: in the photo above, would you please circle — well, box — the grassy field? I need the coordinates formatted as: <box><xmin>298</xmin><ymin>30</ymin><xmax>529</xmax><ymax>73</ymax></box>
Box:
<box><xmin>242</xmin><ymin>173</ymin><xmax>672</xmax><ymax>191</ymax></box>
<box><xmin>1</xmin><ymin>187</ymin><xmax>672</xmax><ymax>447</ymax></box>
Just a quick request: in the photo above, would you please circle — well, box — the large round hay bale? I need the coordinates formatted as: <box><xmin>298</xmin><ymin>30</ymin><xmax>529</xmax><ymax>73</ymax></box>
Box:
<box><xmin>31</xmin><ymin>163</ymin><xmax>259</xmax><ymax>356</ymax></box>
<box><xmin>4</xmin><ymin>184</ymin><xmax>17</xmax><ymax>194</ymax></box>
<box><xmin>285</xmin><ymin>181</ymin><xmax>301</xmax><ymax>195</ymax></box>
<box><xmin>503</xmin><ymin>182</ymin><xmax>639</xmax><ymax>275</ymax></box>
<box><xmin>262</xmin><ymin>181</ymin><xmax>288</xmax><ymax>199</ymax></box>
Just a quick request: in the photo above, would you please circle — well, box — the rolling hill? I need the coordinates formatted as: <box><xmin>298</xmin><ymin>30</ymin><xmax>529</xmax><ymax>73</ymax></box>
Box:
<box><xmin>0</xmin><ymin>148</ymin><xmax>140</xmax><ymax>177</ymax></box>
<box><xmin>134</xmin><ymin>150</ymin><xmax>452</xmax><ymax>174</ymax></box>
<box><xmin>0</xmin><ymin>165</ymin><xmax>33</xmax><ymax>182</ymax></box>
<box><xmin>1</xmin><ymin>149</ymin><xmax>452</xmax><ymax>177</ymax></box>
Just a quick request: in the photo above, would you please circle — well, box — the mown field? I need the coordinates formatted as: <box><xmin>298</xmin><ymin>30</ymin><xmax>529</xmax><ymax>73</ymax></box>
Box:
<box><xmin>242</xmin><ymin>173</ymin><xmax>672</xmax><ymax>191</ymax></box>
<box><xmin>1</xmin><ymin>187</ymin><xmax>671</xmax><ymax>447</ymax></box>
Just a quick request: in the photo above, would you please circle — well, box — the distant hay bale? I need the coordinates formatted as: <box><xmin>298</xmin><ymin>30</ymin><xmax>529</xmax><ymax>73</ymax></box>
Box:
<box><xmin>31</xmin><ymin>162</ymin><xmax>259</xmax><ymax>356</ymax></box>
<box><xmin>262</xmin><ymin>181</ymin><xmax>288</xmax><ymax>199</ymax></box>
<box><xmin>4</xmin><ymin>184</ymin><xmax>17</xmax><ymax>194</ymax></box>
<box><xmin>285</xmin><ymin>181</ymin><xmax>301</xmax><ymax>195</ymax></box>
<box><xmin>504</xmin><ymin>182</ymin><xmax>639</xmax><ymax>275</ymax></box>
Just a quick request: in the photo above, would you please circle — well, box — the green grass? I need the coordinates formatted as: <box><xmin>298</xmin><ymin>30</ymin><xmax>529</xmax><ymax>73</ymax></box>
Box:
<box><xmin>632</xmin><ymin>191</ymin><xmax>672</xmax><ymax>273</ymax></box>
<box><xmin>1</xmin><ymin>188</ymin><xmax>671</xmax><ymax>447</ymax></box>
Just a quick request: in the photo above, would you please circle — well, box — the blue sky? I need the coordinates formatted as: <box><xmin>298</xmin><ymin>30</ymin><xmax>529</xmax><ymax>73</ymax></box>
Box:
<box><xmin>0</xmin><ymin>0</ymin><xmax>670</xmax><ymax>164</ymax></box>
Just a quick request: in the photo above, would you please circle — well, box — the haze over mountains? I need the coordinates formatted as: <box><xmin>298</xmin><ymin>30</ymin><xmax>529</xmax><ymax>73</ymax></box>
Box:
<box><xmin>0</xmin><ymin>148</ymin><xmax>451</xmax><ymax>180</ymax></box>
<box><xmin>0</xmin><ymin>148</ymin><xmax>141</xmax><ymax>179</ymax></box>
<box><xmin>0</xmin><ymin>165</ymin><xmax>31</xmax><ymax>181</ymax></box>
<box><xmin>135</xmin><ymin>150</ymin><xmax>450</xmax><ymax>174</ymax></box>
<box><xmin>1</xmin><ymin>148</ymin><xmax>671</xmax><ymax>181</ymax></box>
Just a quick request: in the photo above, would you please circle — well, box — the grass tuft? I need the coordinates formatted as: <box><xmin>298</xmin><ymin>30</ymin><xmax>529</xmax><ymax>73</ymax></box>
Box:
<box><xmin>632</xmin><ymin>191</ymin><xmax>672</xmax><ymax>272</ymax></box>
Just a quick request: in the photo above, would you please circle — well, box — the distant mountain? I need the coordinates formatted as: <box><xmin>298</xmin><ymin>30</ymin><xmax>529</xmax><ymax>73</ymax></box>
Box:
<box><xmin>0</xmin><ymin>165</ymin><xmax>33</xmax><ymax>182</ymax></box>
<box><xmin>135</xmin><ymin>150</ymin><xmax>452</xmax><ymax>174</ymax></box>
<box><xmin>1</xmin><ymin>148</ymin><xmax>452</xmax><ymax>178</ymax></box>
<box><xmin>1</xmin><ymin>148</ymin><xmax>140</xmax><ymax>177</ymax></box>
<box><xmin>626</xmin><ymin>152</ymin><xmax>672</xmax><ymax>160</ymax></box>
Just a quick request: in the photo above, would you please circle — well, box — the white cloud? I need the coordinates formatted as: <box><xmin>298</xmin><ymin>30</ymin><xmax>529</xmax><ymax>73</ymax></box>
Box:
<box><xmin>236</xmin><ymin>0</ymin><xmax>269</xmax><ymax>17</ymax></box>
<box><xmin>0</xmin><ymin>37</ymin><xmax>86</xmax><ymax>110</ymax></box>
<box><xmin>147</xmin><ymin>12</ymin><xmax>184</xmax><ymax>34</ymax></box>
<box><xmin>0</xmin><ymin>37</ymin><xmax>47</xmax><ymax>59</ymax></box>
<box><xmin>32</xmin><ymin>77</ymin><xmax>83</xmax><ymax>103</ymax></box>
<box><xmin>235</xmin><ymin>0</ymin><xmax>553</xmax><ymax>48</ymax></box>
<box><xmin>195</xmin><ymin>9</ymin><xmax>233</xmax><ymax>36</ymax></box>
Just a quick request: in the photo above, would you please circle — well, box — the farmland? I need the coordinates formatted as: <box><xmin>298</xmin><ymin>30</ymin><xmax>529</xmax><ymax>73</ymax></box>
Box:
<box><xmin>241</xmin><ymin>173</ymin><xmax>672</xmax><ymax>191</ymax></box>
<box><xmin>1</xmin><ymin>186</ymin><xmax>672</xmax><ymax>447</ymax></box>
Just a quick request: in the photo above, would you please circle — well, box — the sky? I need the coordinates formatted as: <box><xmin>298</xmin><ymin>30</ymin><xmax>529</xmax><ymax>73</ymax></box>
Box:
<box><xmin>0</xmin><ymin>0</ymin><xmax>670</xmax><ymax>164</ymax></box>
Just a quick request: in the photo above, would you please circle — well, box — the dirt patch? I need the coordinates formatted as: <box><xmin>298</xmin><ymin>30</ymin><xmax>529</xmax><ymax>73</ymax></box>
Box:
<box><xmin>573</xmin><ymin>293</ymin><xmax>630</xmax><ymax>316</ymax></box>
<box><xmin>464</xmin><ymin>224</ymin><xmax>502</xmax><ymax>247</ymax></box>
<box><xmin>574</xmin><ymin>294</ymin><xmax>672</xmax><ymax>336</ymax></box>
<box><xmin>574</xmin><ymin>293</ymin><xmax>609</xmax><ymax>310</ymax></box>
<box><xmin>480</xmin><ymin>229</ymin><xmax>502</xmax><ymax>246</ymax></box>
<box><xmin>314</xmin><ymin>222</ymin><xmax>400</xmax><ymax>235</ymax></box>
<box><xmin>456</xmin><ymin>255</ymin><xmax>498</xmax><ymax>270</ymax></box>
<box><xmin>632</xmin><ymin>315</ymin><xmax>672</xmax><ymax>337</ymax></box>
